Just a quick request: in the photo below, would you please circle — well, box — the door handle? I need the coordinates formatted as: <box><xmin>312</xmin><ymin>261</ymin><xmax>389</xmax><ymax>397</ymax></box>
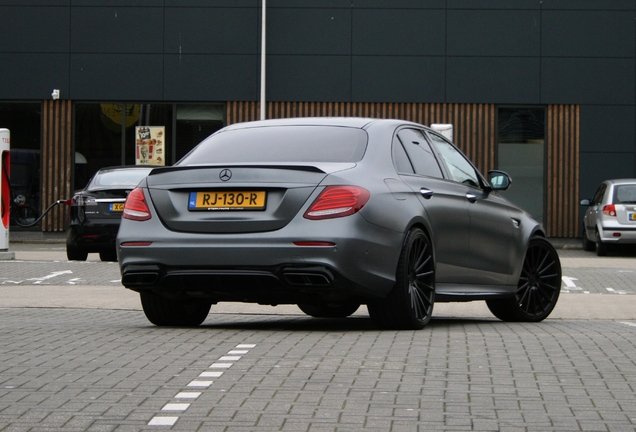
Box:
<box><xmin>420</xmin><ymin>188</ymin><xmax>434</xmax><ymax>199</ymax></box>
<box><xmin>465</xmin><ymin>193</ymin><xmax>477</xmax><ymax>203</ymax></box>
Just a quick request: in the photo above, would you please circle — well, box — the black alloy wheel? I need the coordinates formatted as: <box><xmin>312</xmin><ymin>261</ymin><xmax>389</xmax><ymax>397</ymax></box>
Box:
<box><xmin>595</xmin><ymin>230</ymin><xmax>609</xmax><ymax>256</ymax></box>
<box><xmin>297</xmin><ymin>302</ymin><xmax>360</xmax><ymax>318</ymax></box>
<box><xmin>140</xmin><ymin>292</ymin><xmax>212</xmax><ymax>327</ymax></box>
<box><xmin>99</xmin><ymin>249</ymin><xmax>118</xmax><ymax>262</ymax></box>
<box><xmin>368</xmin><ymin>228</ymin><xmax>435</xmax><ymax>330</ymax></box>
<box><xmin>487</xmin><ymin>236</ymin><xmax>562</xmax><ymax>322</ymax></box>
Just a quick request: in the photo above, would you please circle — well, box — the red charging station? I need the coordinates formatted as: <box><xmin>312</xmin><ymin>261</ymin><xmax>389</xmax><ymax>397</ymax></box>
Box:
<box><xmin>1</xmin><ymin>128</ymin><xmax>11</xmax><ymax>251</ymax></box>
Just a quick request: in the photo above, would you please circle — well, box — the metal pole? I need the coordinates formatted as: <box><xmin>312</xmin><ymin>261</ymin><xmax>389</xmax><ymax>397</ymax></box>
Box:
<box><xmin>260</xmin><ymin>0</ymin><xmax>266</xmax><ymax>120</ymax></box>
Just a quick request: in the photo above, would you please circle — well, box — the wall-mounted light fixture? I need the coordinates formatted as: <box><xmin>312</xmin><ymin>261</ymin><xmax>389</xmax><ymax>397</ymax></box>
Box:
<box><xmin>51</xmin><ymin>89</ymin><xmax>60</xmax><ymax>100</ymax></box>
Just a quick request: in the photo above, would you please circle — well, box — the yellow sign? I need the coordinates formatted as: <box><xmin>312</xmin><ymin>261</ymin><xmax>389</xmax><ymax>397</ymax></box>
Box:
<box><xmin>136</xmin><ymin>126</ymin><xmax>165</xmax><ymax>166</ymax></box>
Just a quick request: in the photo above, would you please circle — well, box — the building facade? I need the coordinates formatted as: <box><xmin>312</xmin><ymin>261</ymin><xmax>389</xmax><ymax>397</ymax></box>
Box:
<box><xmin>1</xmin><ymin>0</ymin><xmax>634</xmax><ymax>237</ymax></box>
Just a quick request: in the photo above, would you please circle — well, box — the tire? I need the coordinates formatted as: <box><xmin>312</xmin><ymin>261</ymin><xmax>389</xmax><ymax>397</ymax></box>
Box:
<box><xmin>582</xmin><ymin>229</ymin><xmax>595</xmax><ymax>252</ymax></box>
<box><xmin>368</xmin><ymin>228</ymin><xmax>435</xmax><ymax>330</ymax></box>
<box><xmin>487</xmin><ymin>236</ymin><xmax>561</xmax><ymax>322</ymax></box>
<box><xmin>99</xmin><ymin>249</ymin><xmax>118</xmax><ymax>262</ymax></box>
<box><xmin>66</xmin><ymin>245</ymin><xmax>88</xmax><ymax>261</ymax></box>
<box><xmin>140</xmin><ymin>291</ymin><xmax>212</xmax><ymax>327</ymax></box>
<box><xmin>298</xmin><ymin>302</ymin><xmax>360</xmax><ymax>318</ymax></box>
<box><xmin>595</xmin><ymin>230</ymin><xmax>609</xmax><ymax>256</ymax></box>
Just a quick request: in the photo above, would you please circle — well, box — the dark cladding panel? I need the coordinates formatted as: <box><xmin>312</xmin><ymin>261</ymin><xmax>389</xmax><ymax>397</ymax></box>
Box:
<box><xmin>542</xmin><ymin>58</ymin><xmax>635</xmax><ymax>105</ymax></box>
<box><xmin>71</xmin><ymin>7</ymin><xmax>163</xmax><ymax>53</ymax></box>
<box><xmin>447</xmin><ymin>57</ymin><xmax>540</xmax><ymax>104</ymax></box>
<box><xmin>581</xmin><ymin>105</ymin><xmax>636</xmax><ymax>153</ymax></box>
<box><xmin>448</xmin><ymin>0</ymin><xmax>538</xmax><ymax>8</ymax></box>
<box><xmin>542</xmin><ymin>0</ymin><xmax>635</xmax><ymax>10</ymax></box>
<box><xmin>269</xmin><ymin>0</ymin><xmax>349</xmax><ymax>7</ymax></box>
<box><xmin>580</xmin><ymin>152</ymin><xmax>635</xmax><ymax>200</ymax></box>
<box><xmin>0</xmin><ymin>0</ymin><xmax>69</xmax><ymax>4</ymax></box>
<box><xmin>447</xmin><ymin>9</ymin><xmax>540</xmax><ymax>57</ymax></box>
<box><xmin>352</xmin><ymin>0</ymin><xmax>444</xmax><ymax>8</ymax></box>
<box><xmin>72</xmin><ymin>0</ymin><xmax>162</xmax><ymax>5</ymax></box>
<box><xmin>164</xmin><ymin>54</ymin><xmax>259</xmax><ymax>101</ymax></box>
<box><xmin>70</xmin><ymin>54</ymin><xmax>163</xmax><ymax>100</ymax></box>
<box><xmin>543</xmin><ymin>11</ymin><xmax>634</xmax><ymax>58</ymax></box>
<box><xmin>352</xmin><ymin>8</ymin><xmax>445</xmax><ymax>56</ymax></box>
<box><xmin>165</xmin><ymin>7</ymin><xmax>259</xmax><ymax>54</ymax></box>
<box><xmin>267</xmin><ymin>56</ymin><xmax>350</xmax><ymax>102</ymax></box>
<box><xmin>352</xmin><ymin>56</ymin><xmax>445</xmax><ymax>103</ymax></box>
<box><xmin>164</xmin><ymin>0</ymin><xmax>258</xmax><ymax>5</ymax></box>
<box><xmin>0</xmin><ymin>53</ymin><xmax>69</xmax><ymax>99</ymax></box>
<box><xmin>0</xmin><ymin>6</ymin><xmax>69</xmax><ymax>52</ymax></box>
<box><xmin>268</xmin><ymin>8</ymin><xmax>351</xmax><ymax>55</ymax></box>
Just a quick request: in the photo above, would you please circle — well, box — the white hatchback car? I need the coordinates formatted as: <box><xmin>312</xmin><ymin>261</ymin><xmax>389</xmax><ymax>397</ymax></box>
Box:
<box><xmin>581</xmin><ymin>179</ymin><xmax>636</xmax><ymax>255</ymax></box>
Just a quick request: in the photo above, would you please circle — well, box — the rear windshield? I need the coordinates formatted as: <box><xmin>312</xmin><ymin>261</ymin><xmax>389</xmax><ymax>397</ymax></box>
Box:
<box><xmin>177</xmin><ymin>126</ymin><xmax>368</xmax><ymax>165</ymax></box>
<box><xmin>89</xmin><ymin>168</ymin><xmax>152</xmax><ymax>189</ymax></box>
<box><xmin>614</xmin><ymin>185</ymin><xmax>636</xmax><ymax>204</ymax></box>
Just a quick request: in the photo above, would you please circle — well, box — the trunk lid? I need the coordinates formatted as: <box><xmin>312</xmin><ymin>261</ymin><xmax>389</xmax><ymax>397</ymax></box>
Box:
<box><xmin>145</xmin><ymin>164</ymin><xmax>352</xmax><ymax>233</ymax></box>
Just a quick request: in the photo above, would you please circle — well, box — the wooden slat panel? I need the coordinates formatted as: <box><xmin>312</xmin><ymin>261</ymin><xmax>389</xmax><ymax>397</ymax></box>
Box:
<box><xmin>547</xmin><ymin>105</ymin><xmax>580</xmax><ymax>238</ymax></box>
<box><xmin>41</xmin><ymin>100</ymin><xmax>72</xmax><ymax>232</ymax></box>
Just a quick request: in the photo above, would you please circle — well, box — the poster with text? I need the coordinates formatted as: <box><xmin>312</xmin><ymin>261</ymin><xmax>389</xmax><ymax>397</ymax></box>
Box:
<box><xmin>135</xmin><ymin>126</ymin><xmax>165</xmax><ymax>166</ymax></box>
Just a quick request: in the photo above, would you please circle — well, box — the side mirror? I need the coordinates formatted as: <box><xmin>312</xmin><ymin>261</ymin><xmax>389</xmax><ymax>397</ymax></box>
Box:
<box><xmin>580</xmin><ymin>199</ymin><xmax>591</xmax><ymax>206</ymax></box>
<box><xmin>488</xmin><ymin>170</ymin><xmax>511</xmax><ymax>191</ymax></box>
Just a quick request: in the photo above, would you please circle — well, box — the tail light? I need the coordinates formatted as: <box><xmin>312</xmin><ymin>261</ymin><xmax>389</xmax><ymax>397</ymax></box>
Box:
<box><xmin>304</xmin><ymin>186</ymin><xmax>370</xmax><ymax>220</ymax></box>
<box><xmin>603</xmin><ymin>204</ymin><xmax>617</xmax><ymax>217</ymax></box>
<box><xmin>122</xmin><ymin>188</ymin><xmax>151</xmax><ymax>221</ymax></box>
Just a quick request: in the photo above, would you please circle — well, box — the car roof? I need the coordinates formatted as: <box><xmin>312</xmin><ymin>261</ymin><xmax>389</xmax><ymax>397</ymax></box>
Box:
<box><xmin>604</xmin><ymin>179</ymin><xmax>636</xmax><ymax>186</ymax></box>
<box><xmin>220</xmin><ymin>117</ymin><xmax>425</xmax><ymax>132</ymax></box>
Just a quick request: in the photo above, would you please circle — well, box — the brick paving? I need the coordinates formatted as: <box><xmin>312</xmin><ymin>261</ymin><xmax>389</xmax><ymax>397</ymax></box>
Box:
<box><xmin>0</xmin><ymin>308</ymin><xmax>635</xmax><ymax>431</ymax></box>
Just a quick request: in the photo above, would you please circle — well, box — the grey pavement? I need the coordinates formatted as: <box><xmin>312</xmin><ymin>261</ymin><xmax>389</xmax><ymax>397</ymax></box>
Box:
<box><xmin>1</xmin><ymin>237</ymin><xmax>636</xmax><ymax>431</ymax></box>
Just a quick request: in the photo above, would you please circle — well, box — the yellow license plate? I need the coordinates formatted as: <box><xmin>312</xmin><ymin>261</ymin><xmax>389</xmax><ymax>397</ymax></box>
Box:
<box><xmin>110</xmin><ymin>203</ymin><xmax>125</xmax><ymax>212</ymax></box>
<box><xmin>188</xmin><ymin>191</ymin><xmax>266</xmax><ymax>210</ymax></box>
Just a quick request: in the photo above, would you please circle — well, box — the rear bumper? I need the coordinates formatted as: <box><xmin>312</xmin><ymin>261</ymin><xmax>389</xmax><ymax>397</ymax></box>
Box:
<box><xmin>117</xmin><ymin>214</ymin><xmax>402</xmax><ymax>302</ymax></box>
<box><xmin>120</xmin><ymin>262</ymin><xmax>372</xmax><ymax>305</ymax></box>
<box><xmin>598</xmin><ymin>225</ymin><xmax>636</xmax><ymax>243</ymax></box>
<box><xmin>67</xmin><ymin>221</ymin><xmax>120</xmax><ymax>251</ymax></box>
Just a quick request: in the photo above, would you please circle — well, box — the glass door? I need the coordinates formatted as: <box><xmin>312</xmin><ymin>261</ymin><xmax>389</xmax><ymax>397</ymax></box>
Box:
<box><xmin>497</xmin><ymin>107</ymin><xmax>546</xmax><ymax>225</ymax></box>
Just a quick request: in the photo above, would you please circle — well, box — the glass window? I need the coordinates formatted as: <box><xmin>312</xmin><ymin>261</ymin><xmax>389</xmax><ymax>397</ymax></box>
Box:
<box><xmin>0</xmin><ymin>103</ymin><xmax>42</xmax><ymax>224</ymax></box>
<box><xmin>397</xmin><ymin>129</ymin><xmax>443</xmax><ymax>178</ymax></box>
<box><xmin>178</xmin><ymin>126</ymin><xmax>368</xmax><ymax>165</ymax></box>
<box><xmin>74</xmin><ymin>104</ymin><xmax>124</xmax><ymax>190</ymax></box>
<box><xmin>428</xmin><ymin>133</ymin><xmax>480</xmax><ymax>187</ymax></box>
<box><xmin>392</xmin><ymin>135</ymin><xmax>414</xmax><ymax>174</ymax></box>
<box><xmin>88</xmin><ymin>167</ymin><xmax>153</xmax><ymax>189</ymax></box>
<box><xmin>176</xmin><ymin>105</ymin><xmax>224</xmax><ymax>162</ymax></box>
<box><xmin>126</xmin><ymin>104</ymin><xmax>173</xmax><ymax>166</ymax></box>
<box><xmin>614</xmin><ymin>185</ymin><xmax>636</xmax><ymax>204</ymax></box>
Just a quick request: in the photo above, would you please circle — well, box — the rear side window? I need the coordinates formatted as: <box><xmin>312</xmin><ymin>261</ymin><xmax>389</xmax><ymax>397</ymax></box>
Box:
<box><xmin>396</xmin><ymin>129</ymin><xmax>443</xmax><ymax>178</ymax></box>
<box><xmin>591</xmin><ymin>184</ymin><xmax>607</xmax><ymax>205</ymax></box>
<box><xmin>178</xmin><ymin>126</ymin><xmax>368</xmax><ymax>165</ymax></box>
<box><xmin>614</xmin><ymin>185</ymin><xmax>636</xmax><ymax>204</ymax></box>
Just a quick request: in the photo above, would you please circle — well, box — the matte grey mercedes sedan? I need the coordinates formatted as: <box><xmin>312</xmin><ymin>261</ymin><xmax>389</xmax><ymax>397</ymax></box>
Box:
<box><xmin>117</xmin><ymin>117</ymin><xmax>561</xmax><ymax>330</ymax></box>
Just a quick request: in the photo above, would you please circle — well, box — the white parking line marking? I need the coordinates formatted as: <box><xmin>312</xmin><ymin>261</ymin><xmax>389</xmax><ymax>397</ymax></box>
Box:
<box><xmin>187</xmin><ymin>380</ymin><xmax>213</xmax><ymax>387</ymax></box>
<box><xmin>148</xmin><ymin>417</ymin><xmax>178</xmax><ymax>426</ymax></box>
<box><xmin>218</xmin><ymin>355</ymin><xmax>241</xmax><ymax>361</ymax></box>
<box><xmin>620</xmin><ymin>322</ymin><xmax>636</xmax><ymax>327</ymax></box>
<box><xmin>209</xmin><ymin>362</ymin><xmax>233</xmax><ymax>369</ymax></box>
<box><xmin>175</xmin><ymin>392</ymin><xmax>201</xmax><ymax>399</ymax></box>
<box><xmin>162</xmin><ymin>403</ymin><xmax>190</xmax><ymax>411</ymax></box>
<box><xmin>606</xmin><ymin>287</ymin><xmax>627</xmax><ymax>294</ymax></box>
<box><xmin>149</xmin><ymin>343</ymin><xmax>256</xmax><ymax>427</ymax></box>
<box><xmin>28</xmin><ymin>270</ymin><xmax>73</xmax><ymax>284</ymax></box>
